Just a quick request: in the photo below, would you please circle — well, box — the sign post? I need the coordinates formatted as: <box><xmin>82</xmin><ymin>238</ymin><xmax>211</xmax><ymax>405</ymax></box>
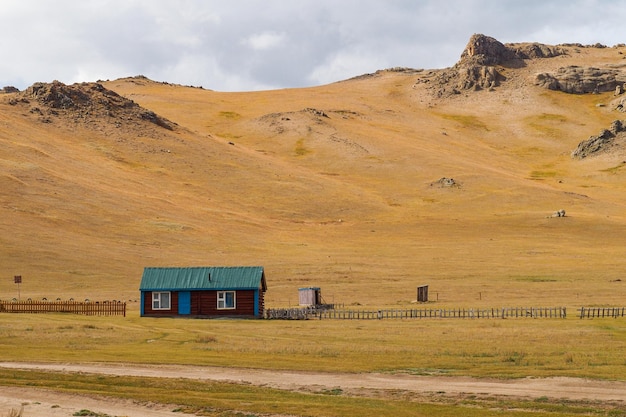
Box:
<box><xmin>14</xmin><ymin>275</ymin><xmax>22</xmax><ymax>300</ymax></box>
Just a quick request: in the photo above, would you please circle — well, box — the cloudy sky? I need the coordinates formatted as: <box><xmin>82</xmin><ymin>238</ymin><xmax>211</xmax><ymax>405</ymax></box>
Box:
<box><xmin>1</xmin><ymin>0</ymin><xmax>625</xmax><ymax>92</ymax></box>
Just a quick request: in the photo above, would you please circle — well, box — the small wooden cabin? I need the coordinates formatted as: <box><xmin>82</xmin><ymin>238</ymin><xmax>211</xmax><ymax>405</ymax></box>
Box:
<box><xmin>139</xmin><ymin>266</ymin><xmax>267</xmax><ymax>318</ymax></box>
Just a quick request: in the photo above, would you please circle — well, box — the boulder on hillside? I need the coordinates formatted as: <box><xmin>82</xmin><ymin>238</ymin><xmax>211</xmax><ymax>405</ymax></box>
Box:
<box><xmin>572</xmin><ymin>120</ymin><xmax>626</xmax><ymax>158</ymax></box>
<box><xmin>513</xmin><ymin>42</ymin><xmax>566</xmax><ymax>59</ymax></box>
<box><xmin>550</xmin><ymin>209</ymin><xmax>566</xmax><ymax>218</ymax></box>
<box><xmin>535</xmin><ymin>66</ymin><xmax>626</xmax><ymax>94</ymax></box>
<box><xmin>431</xmin><ymin>177</ymin><xmax>460</xmax><ymax>188</ymax></box>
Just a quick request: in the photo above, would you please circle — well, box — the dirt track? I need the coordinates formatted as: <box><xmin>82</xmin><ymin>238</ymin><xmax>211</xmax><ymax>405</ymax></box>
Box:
<box><xmin>1</xmin><ymin>362</ymin><xmax>625</xmax><ymax>417</ymax></box>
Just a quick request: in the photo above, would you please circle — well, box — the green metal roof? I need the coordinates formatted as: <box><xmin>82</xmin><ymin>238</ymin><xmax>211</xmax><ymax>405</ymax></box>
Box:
<box><xmin>140</xmin><ymin>266</ymin><xmax>266</xmax><ymax>291</ymax></box>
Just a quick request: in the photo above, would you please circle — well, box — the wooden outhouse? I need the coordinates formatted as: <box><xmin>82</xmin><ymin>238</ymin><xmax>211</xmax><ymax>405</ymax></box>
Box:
<box><xmin>298</xmin><ymin>287</ymin><xmax>322</xmax><ymax>306</ymax></box>
<box><xmin>139</xmin><ymin>266</ymin><xmax>267</xmax><ymax>318</ymax></box>
<box><xmin>417</xmin><ymin>285</ymin><xmax>429</xmax><ymax>302</ymax></box>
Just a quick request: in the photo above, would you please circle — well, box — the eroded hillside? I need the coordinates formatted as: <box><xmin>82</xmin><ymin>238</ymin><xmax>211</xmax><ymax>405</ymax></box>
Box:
<box><xmin>1</xmin><ymin>35</ymin><xmax>626</xmax><ymax>306</ymax></box>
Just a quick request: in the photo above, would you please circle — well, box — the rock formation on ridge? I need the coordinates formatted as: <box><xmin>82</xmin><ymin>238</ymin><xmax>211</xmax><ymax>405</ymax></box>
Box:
<box><xmin>8</xmin><ymin>80</ymin><xmax>175</xmax><ymax>130</ymax></box>
<box><xmin>426</xmin><ymin>34</ymin><xmax>565</xmax><ymax>96</ymax></box>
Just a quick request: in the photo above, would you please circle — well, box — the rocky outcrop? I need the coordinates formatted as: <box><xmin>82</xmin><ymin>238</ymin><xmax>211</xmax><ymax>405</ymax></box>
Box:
<box><xmin>431</xmin><ymin>177</ymin><xmax>459</xmax><ymax>188</ymax></box>
<box><xmin>459</xmin><ymin>34</ymin><xmax>564</xmax><ymax>66</ymax></box>
<box><xmin>427</xmin><ymin>34</ymin><xmax>565</xmax><ymax>96</ymax></box>
<box><xmin>453</xmin><ymin>34</ymin><xmax>510</xmax><ymax>92</ymax></box>
<box><xmin>459</xmin><ymin>34</ymin><xmax>514</xmax><ymax>66</ymax></box>
<box><xmin>513</xmin><ymin>43</ymin><xmax>566</xmax><ymax>59</ymax></box>
<box><xmin>572</xmin><ymin>120</ymin><xmax>626</xmax><ymax>158</ymax></box>
<box><xmin>550</xmin><ymin>209</ymin><xmax>566</xmax><ymax>218</ymax></box>
<box><xmin>11</xmin><ymin>80</ymin><xmax>175</xmax><ymax>130</ymax></box>
<box><xmin>535</xmin><ymin>66</ymin><xmax>626</xmax><ymax>94</ymax></box>
<box><xmin>1</xmin><ymin>86</ymin><xmax>19</xmax><ymax>93</ymax></box>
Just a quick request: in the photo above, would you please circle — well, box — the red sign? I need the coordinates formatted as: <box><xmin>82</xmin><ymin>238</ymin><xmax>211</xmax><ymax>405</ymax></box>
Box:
<box><xmin>14</xmin><ymin>275</ymin><xmax>22</xmax><ymax>284</ymax></box>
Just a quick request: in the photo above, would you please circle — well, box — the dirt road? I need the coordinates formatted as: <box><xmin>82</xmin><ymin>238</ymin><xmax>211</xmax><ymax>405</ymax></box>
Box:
<box><xmin>1</xmin><ymin>362</ymin><xmax>625</xmax><ymax>417</ymax></box>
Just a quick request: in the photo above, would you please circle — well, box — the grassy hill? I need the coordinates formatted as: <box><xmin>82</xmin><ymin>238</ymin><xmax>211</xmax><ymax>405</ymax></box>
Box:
<box><xmin>1</xmin><ymin>37</ymin><xmax>626</xmax><ymax>309</ymax></box>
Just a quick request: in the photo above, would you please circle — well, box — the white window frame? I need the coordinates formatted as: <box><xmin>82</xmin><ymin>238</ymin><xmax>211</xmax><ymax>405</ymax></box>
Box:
<box><xmin>152</xmin><ymin>291</ymin><xmax>171</xmax><ymax>310</ymax></box>
<box><xmin>217</xmin><ymin>291</ymin><xmax>236</xmax><ymax>310</ymax></box>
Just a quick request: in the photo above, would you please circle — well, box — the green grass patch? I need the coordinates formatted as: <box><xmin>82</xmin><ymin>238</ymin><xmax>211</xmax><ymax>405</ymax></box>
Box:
<box><xmin>524</xmin><ymin>113</ymin><xmax>569</xmax><ymax>138</ymax></box>
<box><xmin>514</xmin><ymin>276</ymin><xmax>559</xmax><ymax>283</ymax></box>
<box><xmin>600</xmin><ymin>162</ymin><xmax>626</xmax><ymax>174</ymax></box>
<box><xmin>218</xmin><ymin>111</ymin><xmax>241</xmax><ymax>120</ymax></box>
<box><xmin>438</xmin><ymin>113</ymin><xmax>489</xmax><ymax>131</ymax></box>
<box><xmin>294</xmin><ymin>138</ymin><xmax>312</xmax><ymax>156</ymax></box>
<box><xmin>0</xmin><ymin>369</ymin><xmax>620</xmax><ymax>417</ymax></box>
<box><xmin>2</xmin><ymin>313</ymin><xmax>626</xmax><ymax>380</ymax></box>
<box><xmin>529</xmin><ymin>169</ymin><xmax>558</xmax><ymax>179</ymax></box>
<box><xmin>73</xmin><ymin>410</ymin><xmax>114</xmax><ymax>417</ymax></box>
<box><xmin>215</xmin><ymin>132</ymin><xmax>242</xmax><ymax>140</ymax></box>
<box><xmin>535</xmin><ymin>113</ymin><xmax>568</xmax><ymax>122</ymax></box>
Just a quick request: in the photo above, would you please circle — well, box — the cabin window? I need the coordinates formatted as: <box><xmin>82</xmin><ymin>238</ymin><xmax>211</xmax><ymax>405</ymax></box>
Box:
<box><xmin>217</xmin><ymin>291</ymin><xmax>236</xmax><ymax>309</ymax></box>
<box><xmin>152</xmin><ymin>292</ymin><xmax>171</xmax><ymax>310</ymax></box>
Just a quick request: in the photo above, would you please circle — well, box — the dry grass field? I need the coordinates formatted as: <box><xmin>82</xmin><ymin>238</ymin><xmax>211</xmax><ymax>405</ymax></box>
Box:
<box><xmin>1</xmin><ymin>42</ymin><xmax>625</xmax><ymax>308</ymax></box>
<box><xmin>1</xmin><ymin>36</ymin><xmax>626</xmax><ymax>416</ymax></box>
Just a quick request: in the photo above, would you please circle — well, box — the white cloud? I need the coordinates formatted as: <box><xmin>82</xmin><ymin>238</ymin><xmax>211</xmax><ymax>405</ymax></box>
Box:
<box><xmin>308</xmin><ymin>50</ymin><xmax>388</xmax><ymax>86</ymax></box>
<box><xmin>1</xmin><ymin>0</ymin><xmax>626</xmax><ymax>91</ymax></box>
<box><xmin>242</xmin><ymin>31</ymin><xmax>287</xmax><ymax>51</ymax></box>
<box><xmin>153</xmin><ymin>54</ymin><xmax>259</xmax><ymax>91</ymax></box>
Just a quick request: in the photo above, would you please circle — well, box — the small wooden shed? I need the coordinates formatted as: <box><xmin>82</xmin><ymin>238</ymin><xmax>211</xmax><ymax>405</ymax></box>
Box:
<box><xmin>417</xmin><ymin>285</ymin><xmax>429</xmax><ymax>302</ymax></box>
<box><xmin>298</xmin><ymin>287</ymin><xmax>322</xmax><ymax>306</ymax></box>
<box><xmin>139</xmin><ymin>266</ymin><xmax>267</xmax><ymax>318</ymax></box>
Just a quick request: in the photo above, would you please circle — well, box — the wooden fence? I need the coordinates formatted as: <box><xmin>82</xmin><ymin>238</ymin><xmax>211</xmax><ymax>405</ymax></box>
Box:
<box><xmin>0</xmin><ymin>300</ymin><xmax>126</xmax><ymax>317</ymax></box>
<box><xmin>578</xmin><ymin>307</ymin><xmax>626</xmax><ymax>319</ymax></box>
<box><xmin>266</xmin><ymin>306</ymin><xmax>567</xmax><ymax>320</ymax></box>
<box><xmin>265</xmin><ymin>307</ymin><xmax>314</xmax><ymax>320</ymax></box>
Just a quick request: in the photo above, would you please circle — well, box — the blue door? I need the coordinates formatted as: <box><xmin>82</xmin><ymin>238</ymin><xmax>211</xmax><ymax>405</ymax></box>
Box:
<box><xmin>178</xmin><ymin>291</ymin><xmax>191</xmax><ymax>315</ymax></box>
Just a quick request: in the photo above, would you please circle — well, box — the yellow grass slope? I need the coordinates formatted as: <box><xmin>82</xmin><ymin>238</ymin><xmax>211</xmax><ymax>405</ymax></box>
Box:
<box><xmin>1</xmin><ymin>41</ymin><xmax>626</xmax><ymax>308</ymax></box>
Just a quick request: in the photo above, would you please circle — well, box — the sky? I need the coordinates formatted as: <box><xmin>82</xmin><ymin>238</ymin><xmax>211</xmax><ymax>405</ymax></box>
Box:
<box><xmin>1</xmin><ymin>0</ymin><xmax>625</xmax><ymax>92</ymax></box>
